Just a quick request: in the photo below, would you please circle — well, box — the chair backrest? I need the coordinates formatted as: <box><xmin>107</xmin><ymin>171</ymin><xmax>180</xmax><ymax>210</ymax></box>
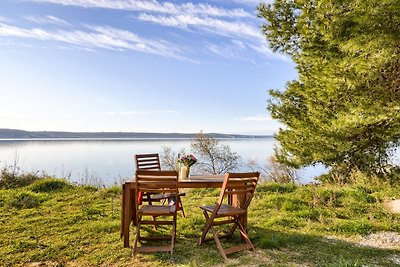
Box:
<box><xmin>216</xmin><ymin>172</ymin><xmax>260</xmax><ymax>212</ymax></box>
<box><xmin>135</xmin><ymin>153</ymin><xmax>161</xmax><ymax>171</ymax></box>
<box><xmin>135</xmin><ymin>170</ymin><xmax>179</xmax><ymax>207</ymax></box>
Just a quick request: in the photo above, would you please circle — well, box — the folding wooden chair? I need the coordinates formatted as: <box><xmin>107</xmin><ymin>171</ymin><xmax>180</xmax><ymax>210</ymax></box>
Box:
<box><xmin>135</xmin><ymin>153</ymin><xmax>185</xmax><ymax>217</ymax></box>
<box><xmin>133</xmin><ymin>170</ymin><xmax>179</xmax><ymax>254</ymax></box>
<box><xmin>198</xmin><ymin>172</ymin><xmax>260</xmax><ymax>260</ymax></box>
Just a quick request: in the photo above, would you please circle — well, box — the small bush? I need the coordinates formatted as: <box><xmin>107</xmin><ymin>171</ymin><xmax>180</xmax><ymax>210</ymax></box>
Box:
<box><xmin>29</xmin><ymin>178</ymin><xmax>71</xmax><ymax>193</ymax></box>
<box><xmin>0</xmin><ymin>167</ymin><xmax>41</xmax><ymax>189</ymax></box>
<box><xmin>257</xmin><ymin>182</ymin><xmax>297</xmax><ymax>194</ymax></box>
<box><xmin>266</xmin><ymin>216</ymin><xmax>299</xmax><ymax>228</ymax></box>
<box><xmin>281</xmin><ymin>198</ymin><xmax>307</xmax><ymax>212</ymax></box>
<box><xmin>99</xmin><ymin>186</ymin><xmax>121</xmax><ymax>198</ymax></box>
<box><xmin>0</xmin><ymin>194</ymin><xmax>4</xmax><ymax>207</ymax></box>
<box><xmin>8</xmin><ymin>191</ymin><xmax>43</xmax><ymax>209</ymax></box>
<box><xmin>312</xmin><ymin>188</ymin><xmax>343</xmax><ymax>207</ymax></box>
<box><xmin>81</xmin><ymin>185</ymin><xmax>98</xmax><ymax>192</ymax></box>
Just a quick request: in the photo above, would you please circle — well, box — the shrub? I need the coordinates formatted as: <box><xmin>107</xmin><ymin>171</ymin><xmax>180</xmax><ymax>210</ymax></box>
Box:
<box><xmin>281</xmin><ymin>198</ymin><xmax>307</xmax><ymax>212</ymax></box>
<box><xmin>29</xmin><ymin>178</ymin><xmax>71</xmax><ymax>193</ymax></box>
<box><xmin>294</xmin><ymin>209</ymin><xmax>320</xmax><ymax>221</ymax></box>
<box><xmin>8</xmin><ymin>191</ymin><xmax>43</xmax><ymax>209</ymax></box>
<box><xmin>257</xmin><ymin>182</ymin><xmax>297</xmax><ymax>194</ymax></box>
<box><xmin>0</xmin><ymin>166</ymin><xmax>40</xmax><ymax>189</ymax></box>
<box><xmin>99</xmin><ymin>186</ymin><xmax>121</xmax><ymax>198</ymax></box>
<box><xmin>0</xmin><ymin>193</ymin><xmax>4</xmax><ymax>207</ymax></box>
<box><xmin>312</xmin><ymin>188</ymin><xmax>343</xmax><ymax>207</ymax></box>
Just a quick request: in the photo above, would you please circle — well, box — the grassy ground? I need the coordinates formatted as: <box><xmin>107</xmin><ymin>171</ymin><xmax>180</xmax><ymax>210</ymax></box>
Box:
<box><xmin>0</xmin><ymin>178</ymin><xmax>400</xmax><ymax>266</ymax></box>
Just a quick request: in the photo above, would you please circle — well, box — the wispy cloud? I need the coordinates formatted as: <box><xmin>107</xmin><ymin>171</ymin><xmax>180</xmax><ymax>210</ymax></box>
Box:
<box><xmin>136</xmin><ymin>13</ymin><xmax>260</xmax><ymax>39</ymax></box>
<box><xmin>0</xmin><ymin>22</ymin><xmax>188</xmax><ymax>60</ymax></box>
<box><xmin>240</xmin><ymin>114</ymin><xmax>274</xmax><ymax>121</ymax></box>
<box><xmin>25</xmin><ymin>15</ymin><xmax>71</xmax><ymax>26</ymax></box>
<box><xmin>206</xmin><ymin>40</ymin><xmax>249</xmax><ymax>61</ymax></box>
<box><xmin>135</xmin><ymin>13</ymin><xmax>281</xmax><ymax>61</ymax></box>
<box><xmin>107</xmin><ymin>110</ymin><xmax>179</xmax><ymax>116</ymax></box>
<box><xmin>31</xmin><ymin>0</ymin><xmax>251</xmax><ymax>18</ymax></box>
<box><xmin>231</xmin><ymin>0</ymin><xmax>269</xmax><ymax>6</ymax></box>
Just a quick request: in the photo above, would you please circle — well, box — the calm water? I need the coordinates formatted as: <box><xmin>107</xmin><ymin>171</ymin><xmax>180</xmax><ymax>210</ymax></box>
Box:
<box><xmin>0</xmin><ymin>138</ymin><xmax>326</xmax><ymax>186</ymax></box>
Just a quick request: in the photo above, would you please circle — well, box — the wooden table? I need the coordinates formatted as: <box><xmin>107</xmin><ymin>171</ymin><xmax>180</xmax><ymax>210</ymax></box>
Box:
<box><xmin>121</xmin><ymin>175</ymin><xmax>245</xmax><ymax>248</ymax></box>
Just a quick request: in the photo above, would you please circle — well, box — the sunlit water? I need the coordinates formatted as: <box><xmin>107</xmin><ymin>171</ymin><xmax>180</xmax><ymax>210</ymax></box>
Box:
<box><xmin>0</xmin><ymin>138</ymin><xmax>329</xmax><ymax>186</ymax></box>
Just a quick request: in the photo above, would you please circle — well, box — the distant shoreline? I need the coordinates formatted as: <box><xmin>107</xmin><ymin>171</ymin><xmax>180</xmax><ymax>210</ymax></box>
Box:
<box><xmin>0</xmin><ymin>128</ymin><xmax>272</xmax><ymax>140</ymax></box>
<box><xmin>0</xmin><ymin>137</ymin><xmax>274</xmax><ymax>142</ymax></box>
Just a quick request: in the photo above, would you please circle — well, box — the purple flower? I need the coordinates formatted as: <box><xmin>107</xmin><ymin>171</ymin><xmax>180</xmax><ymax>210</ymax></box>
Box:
<box><xmin>178</xmin><ymin>154</ymin><xmax>197</xmax><ymax>167</ymax></box>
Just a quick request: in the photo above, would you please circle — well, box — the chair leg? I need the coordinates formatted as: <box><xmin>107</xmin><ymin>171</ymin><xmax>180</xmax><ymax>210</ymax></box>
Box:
<box><xmin>152</xmin><ymin>216</ymin><xmax>158</xmax><ymax>230</ymax></box>
<box><xmin>209</xmin><ymin>223</ymin><xmax>228</xmax><ymax>260</ymax></box>
<box><xmin>236</xmin><ymin>219</ymin><xmax>254</xmax><ymax>251</ymax></box>
<box><xmin>178</xmin><ymin>196</ymin><xmax>185</xmax><ymax>218</ymax></box>
<box><xmin>171</xmin><ymin>214</ymin><xmax>177</xmax><ymax>254</ymax></box>
<box><xmin>198</xmin><ymin>210</ymin><xmax>213</xmax><ymax>245</ymax></box>
<box><xmin>132</xmin><ymin>215</ymin><xmax>141</xmax><ymax>256</ymax></box>
<box><xmin>200</xmin><ymin>211</ymin><xmax>228</xmax><ymax>259</ymax></box>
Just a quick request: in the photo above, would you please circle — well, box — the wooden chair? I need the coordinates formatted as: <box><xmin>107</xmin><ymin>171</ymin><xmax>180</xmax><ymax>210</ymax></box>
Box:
<box><xmin>135</xmin><ymin>153</ymin><xmax>185</xmax><ymax>217</ymax></box>
<box><xmin>198</xmin><ymin>172</ymin><xmax>260</xmax><ymax>260</ymax></box>
<box><xmin>133</xmin><ymin>170</ymin><xmax>179</xmax><ymax>254</ymax></box>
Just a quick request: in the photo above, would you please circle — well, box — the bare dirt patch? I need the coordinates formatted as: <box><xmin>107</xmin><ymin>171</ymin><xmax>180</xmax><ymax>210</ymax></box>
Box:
<box><xmin>384</xmin><ymin>199</ymin><xmax>400</xmax><ymax>214</ymax></box>
<box><xmin>358</xmin><ymin>231</ymin><xmax>400</xmax><ymax>249</ymax></box>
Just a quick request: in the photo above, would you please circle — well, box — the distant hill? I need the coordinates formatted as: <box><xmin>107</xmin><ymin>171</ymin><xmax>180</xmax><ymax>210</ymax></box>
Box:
<box><xmin>0</xmin><ymin>129</ymin><xmax>271</xmax><ymax>139</ymax></box>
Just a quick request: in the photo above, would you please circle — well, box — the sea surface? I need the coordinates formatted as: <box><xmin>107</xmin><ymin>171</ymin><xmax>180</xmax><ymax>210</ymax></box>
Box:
<box><xmin>0</xmin><ymin>138</ymin><xmax>328</xmax><ymax>186</ymax></box>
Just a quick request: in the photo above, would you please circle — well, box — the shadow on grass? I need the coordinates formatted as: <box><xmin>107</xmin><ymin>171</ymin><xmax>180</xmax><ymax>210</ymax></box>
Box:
<box><xmin>134</xmin><ymin>226</ymin><xmax>400</xmax><ymax>266</ymax></box>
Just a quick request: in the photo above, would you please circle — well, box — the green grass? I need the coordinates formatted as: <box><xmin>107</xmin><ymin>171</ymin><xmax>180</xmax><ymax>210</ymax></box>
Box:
<box><xmin>1</xmin><ymin>179</ymin><xmax>400</xmax><ymax>266</ymax></box>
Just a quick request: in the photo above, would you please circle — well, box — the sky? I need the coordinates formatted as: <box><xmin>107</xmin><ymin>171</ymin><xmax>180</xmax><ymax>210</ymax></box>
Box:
<box><xmin>0</xmin><ymin>0</ymin><xmax>297</xmax><ymax>135</ymax></box>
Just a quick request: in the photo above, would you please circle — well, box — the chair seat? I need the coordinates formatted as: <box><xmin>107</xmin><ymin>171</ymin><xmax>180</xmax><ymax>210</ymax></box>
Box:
<box><xmin>138</xmin><ymin>205</ymin><xmax>176</xmax><ymax>216</ymax></box>
<box><xmin>200</xmin><ymin>204</ymin><xmax>247</xmax><ymax>216</ymax></box>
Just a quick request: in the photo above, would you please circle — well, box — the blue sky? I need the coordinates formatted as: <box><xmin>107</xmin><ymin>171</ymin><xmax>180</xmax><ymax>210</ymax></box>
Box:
<box><xmin>0</xmin><ymin>0</ymin><xmax>296</xmax><ymax>135</ymax></box>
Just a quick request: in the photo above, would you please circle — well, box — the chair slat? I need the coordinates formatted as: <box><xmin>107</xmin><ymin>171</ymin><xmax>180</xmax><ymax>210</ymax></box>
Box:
<box><xmin>138</xmin><ymin>177</ymin><xmax>177</xmax><ymax>181</ymax></box>
<box><xmin>137</xmin><ymin>157</ymin><xmax>159</xmax><ymax>162</ymax></box>
<box><xmin>141</xmin><ymin>220</ymin><xmax>174</xmax><ymax>226</ymax></box>
<box><xmin>224</xmin><ymin>189</ymin><xmax>254</xmax><ymax>195</ymax></box>
<box><xmin>137</xmin><ymin>162</ymin><xmax>160</xmax><ymax>167</ymax></box>
<box><xmin>135</xmin><ymin>245</ymin><xmax>172</xmax><ymax>253</ymax></box>
<box><xmin>139</xmin><ymin>189</ymin><xmax>176</xmax><ymax>194</ymax></box>
<box><xmin>224</xmin><ymin>243</ymin><xmax>253</xmax><ymax>255</ymax></box>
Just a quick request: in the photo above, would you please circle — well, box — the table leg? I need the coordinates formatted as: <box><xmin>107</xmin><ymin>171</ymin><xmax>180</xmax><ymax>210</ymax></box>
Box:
<box><xmin>122</xmin><ymin>183</ymin><xmax>132</xmax><ymax>248</ymax></box>
<box><xmin>233</xmin><ymin>192</ymin><xmax>247</xmax><ymax>241</ymax></box>
<box><xmin>121</xmin><ymin>185</ymin><xmax>125</xmax><ymax>239</ymax></box>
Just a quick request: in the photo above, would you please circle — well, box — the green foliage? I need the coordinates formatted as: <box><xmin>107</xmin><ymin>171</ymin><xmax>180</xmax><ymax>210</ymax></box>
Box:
<box><xmin>0</xmin><ymin>165</ymin><xmax>41</xmax><ymax>189</ymax></box>
<box><xmin>258</xmin><ymin>0</ymin><xmax>400</xmax><ymax>181</ymax></box>
<box><xmin>257</xmin><ymin>182</ymin><xmax>297</xmax><ymax>193</ymax></box>
<box><xmin>28</xmin><ymin>178</ymin><xmax>71</xmax><ymax>193</ymax></box>
<box><xmin>333</xmin><ymin>219</ymin><xmax>374</xmax><ymax>235</ymax></box>
<box><xmin>8</xmin><ymin>191</ymin><xmax>44</xmax><ymax>209</ymax></box>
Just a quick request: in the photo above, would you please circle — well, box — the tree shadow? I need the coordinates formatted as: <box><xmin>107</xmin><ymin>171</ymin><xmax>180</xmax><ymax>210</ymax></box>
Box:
<box><xmin>137</xmin><ymin>226</ymin><xmax>400</xmax><ymax>266</ymax></box>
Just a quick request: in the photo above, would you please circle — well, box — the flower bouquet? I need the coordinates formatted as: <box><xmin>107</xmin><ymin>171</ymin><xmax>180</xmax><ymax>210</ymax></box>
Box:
<box><xmin>177</xmin><ymin>154</ymin><xmax>197</xmax><ymax>179</ymax></box>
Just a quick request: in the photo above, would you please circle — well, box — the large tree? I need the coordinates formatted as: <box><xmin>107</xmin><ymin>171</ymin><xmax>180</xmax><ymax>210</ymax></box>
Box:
<box><xmin>258</xmin><ymin>0</ymin><xmax>400</xmax><ymax>181</ymax></box>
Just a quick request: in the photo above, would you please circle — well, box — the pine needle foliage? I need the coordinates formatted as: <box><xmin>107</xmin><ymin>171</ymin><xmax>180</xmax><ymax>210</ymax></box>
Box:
<box><xmin>258</xmin><ymin>0</ymin><xmax>400</xmax><ymax>181</ymax></box>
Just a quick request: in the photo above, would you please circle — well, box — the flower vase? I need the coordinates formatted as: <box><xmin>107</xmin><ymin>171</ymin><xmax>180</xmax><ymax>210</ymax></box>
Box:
<box><xmin>179</xmin><ymin>165</ymin><xmax>190</xmax><ymax>180</ymax></box>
